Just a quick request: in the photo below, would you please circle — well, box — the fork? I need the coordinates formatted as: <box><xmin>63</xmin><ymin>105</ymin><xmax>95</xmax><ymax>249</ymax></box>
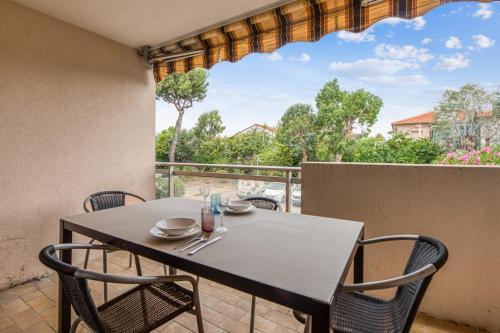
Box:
<box><xmin>174</xmin><ymin>232</ymin><xmax>204</xmax><ymax>250</ymax></box>
<box><xmin>178</xmin><ymin>233</ymin><xmax>211</xmax><ymax>252</ymax></box>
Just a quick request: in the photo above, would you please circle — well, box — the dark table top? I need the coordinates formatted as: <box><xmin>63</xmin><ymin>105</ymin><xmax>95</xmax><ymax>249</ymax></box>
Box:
<box><xmin>62</xmin><ymin>198</ymin><xmax>364</xmax><ymax>306</ymax></box>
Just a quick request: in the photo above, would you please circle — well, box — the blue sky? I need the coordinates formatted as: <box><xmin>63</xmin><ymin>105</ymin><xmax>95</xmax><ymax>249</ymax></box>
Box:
<box><xmin>156</xmin><ymin>2</ymin><xmax>499</xmax><ymax>136</ymax></box>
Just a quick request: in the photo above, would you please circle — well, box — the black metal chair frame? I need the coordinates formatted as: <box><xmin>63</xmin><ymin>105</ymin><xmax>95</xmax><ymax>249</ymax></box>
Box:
<box><xmin>295</xmin><ymin>235</ymin><xmax>448</xmax><ymax>333</ymax></box>
<box><xmin>39</xmin><ymin>243</ymin><xmax>204</xmax><ymax>333</ymax></box>
<box><xmin>244</xmin><ymin>196</ymin><xmax>280</xmax><ymax>333</ymax></box>
<box><xmin>82</xmin><ymin>191</ymin><xmax>148</xmax><ymax>302</ymax></box>
<box><xmin>244</xmin><ymin>196</ymin><xmax>281</xmax><ymax>212</ymax></box>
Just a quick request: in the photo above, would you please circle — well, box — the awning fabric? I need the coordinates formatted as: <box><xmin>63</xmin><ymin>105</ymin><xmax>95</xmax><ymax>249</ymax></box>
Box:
<box><xmin>150</xmin><ymin>0</ymin><xmax>493</xmax><ymax>81</ymax></box>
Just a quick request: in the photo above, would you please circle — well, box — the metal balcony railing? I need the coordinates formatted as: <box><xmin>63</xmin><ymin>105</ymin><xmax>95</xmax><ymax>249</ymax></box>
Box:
<box><xmin>155</xmin><ymin>162</ymin><xmax>301</xmax><ymax>212</ymax></box>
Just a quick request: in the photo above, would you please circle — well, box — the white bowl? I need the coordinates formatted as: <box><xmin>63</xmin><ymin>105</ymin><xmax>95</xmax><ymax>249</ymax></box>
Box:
<box><xmin>227</xmin><ymin>200</ymin><xmax>252</xmax><ymax>211</ymax></box>
<box><xmin>155</xmin><ymin>218</ymin><xmax>196</xmax><ymax>236</ymax></box>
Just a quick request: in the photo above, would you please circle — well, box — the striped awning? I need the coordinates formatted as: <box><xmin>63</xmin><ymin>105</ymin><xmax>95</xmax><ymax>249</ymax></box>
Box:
<box><xmin>148</xmin><ymin>0</ymin><xmax>493</xmax><ymax>81</ymax></box>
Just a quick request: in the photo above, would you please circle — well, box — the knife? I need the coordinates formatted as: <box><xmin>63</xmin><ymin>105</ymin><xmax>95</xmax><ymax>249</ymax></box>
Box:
<box><xmin>188</xmin><ymin>236</ymin><xmax>223</xmax><ymax>255</ymax></box>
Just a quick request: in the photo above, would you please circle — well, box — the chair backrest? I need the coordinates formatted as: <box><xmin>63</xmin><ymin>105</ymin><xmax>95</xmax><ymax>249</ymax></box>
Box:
<box><xmin>83</xmin><ymin>191</ymin><xmax>145</xmax><ymax>212</ymax></box>
<box><xmin>39</xmin><ymin>245</ymin><xmax>107</xmax><ymax>333</ymax></box>
<box><xmin>244</xmin><ymin>196</ymin><xmax>281</xmax><ymax>211</ymax></box>
<box><xmin>395</xmin><ymin>236</ymin><xmax>448</xmax><ymax>333</ymax></box>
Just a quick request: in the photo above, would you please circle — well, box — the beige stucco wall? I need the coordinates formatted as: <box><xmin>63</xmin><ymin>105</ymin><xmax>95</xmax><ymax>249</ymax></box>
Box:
<box><xmin>302</xmin><ymin>163</ymin><xmax>500</xmax><ymax>332</ymax></box>
<box><xmin>0</xmin><ymin>0</ymin><xmax>155</xmax><ymax>288</ymax></box>
<box><xmin>392</xmin><ymin>123</ymin><xmax>432</xmax><ymax>139</ymax></box>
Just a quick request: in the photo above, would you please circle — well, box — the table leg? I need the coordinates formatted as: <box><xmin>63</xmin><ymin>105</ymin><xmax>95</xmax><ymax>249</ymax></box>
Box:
<box><xmin>168</xmin><ymin>266</ymin><xmax>177</xmax><ymax>275</ymax></box>
<box><xmin>354</xmin><ymin>233</ymin><xmax>364</xmax><ymax>284</ymax></box>
<box><xmin>58</xmin><ymin>221</ymin><xmax>72</xmax><ymax>333</ymax></box>
<box><xmin>311</xmin><ymin>302</ymin><xmax>330</xmax><ymax>333</ymax></box>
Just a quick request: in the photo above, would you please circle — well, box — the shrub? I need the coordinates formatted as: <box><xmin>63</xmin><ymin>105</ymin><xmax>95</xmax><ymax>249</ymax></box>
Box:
<box><xmin>438</xmin><ymin>146</ymin><xmax>500</xmax><ymax>165</ymax></box>
<box><xmin>155</xmin><ymin>175</ymin><xmax>186</xmax><ymax>198</ymax></box>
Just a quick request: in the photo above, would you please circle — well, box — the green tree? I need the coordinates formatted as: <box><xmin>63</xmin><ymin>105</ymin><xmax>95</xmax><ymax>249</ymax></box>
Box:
<box><xmin>433</xmin><ymin>84</ymin><xmax>500</xmax><ymax>150</ymax></box>
<box><xmin>227</xmin><ymin>130</ymin><xmax>272</xmax><ymax>164</ymax></box>
<box><xmin>156</xmin><ymin>68</ymin><xmax>208</xmax><ymax>161</ymax></box>
<box><xmin>194</xmin><ymin>137</ymin><xmax>229</xmax><ymax>164</ymax></box>
<box><xmin>155</xmin><ymin>127</ymin><xmax>195</xmax><ymax>162</ymax></box>
<box><xmin>342</xmin><ymin>132</ymin><xmax>442</xmax><ymax>164</ymax></box>
<box><xmin>315</xmin><ymin>79</ymin><xmax>383</xmax><ymax>161</ymax></box>
<box><xmin>258</xmin><ymin>141</ymin><xmax>295</xmax><ymax>166</ymax></box>
<box><xmin>276</xmin><ymin>104</ymin><xmax>316</xmax><ymax>162</ymax></box>
<box><xmin>192</xmin><ymin>110</ymin><xmax>225</xmax><ymax>139</ymax></box>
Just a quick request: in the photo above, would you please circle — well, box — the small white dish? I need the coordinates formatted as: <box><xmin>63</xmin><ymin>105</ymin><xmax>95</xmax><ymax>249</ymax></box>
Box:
<box><xmin>224</xmin><ymin>205</ymin><xmax>256</xmax><ymax>215</ymax></box>
<box><xmin>150</xmin><ymin>225</ymin><xmax>200</xmax><ymax>240</ymax></box>
<box><xmin>227</xmin><ymin>200</ymin><xmax>252</xmax><ymax>211</ymax></box>
<box><xmin>156</xmin><ymin>218</ymin><xmax>196</xmax><ymax>236</ymax></box>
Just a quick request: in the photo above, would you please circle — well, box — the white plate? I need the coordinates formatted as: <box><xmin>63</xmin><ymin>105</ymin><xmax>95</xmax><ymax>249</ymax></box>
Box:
<box><xmin>150</xmin><ymin>225</ymin><xmax>200</xmax><ymax>240</ymax></box>
<box><xmin>224</xmin><ymin>205</ymin><xmax>256</xmax><ymax>215</ymax></box>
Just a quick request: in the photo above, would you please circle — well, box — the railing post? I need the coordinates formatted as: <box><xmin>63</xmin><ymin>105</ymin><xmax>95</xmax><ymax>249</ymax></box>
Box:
<box><xmin>285</xmin><ymin>170</ymin><xmax>291</xmax><ymax>213</ymax></box>
<box><xmin>168</xmin><ymin>165</ymin><xmax>174</xmax><ymax>198</ymax></box>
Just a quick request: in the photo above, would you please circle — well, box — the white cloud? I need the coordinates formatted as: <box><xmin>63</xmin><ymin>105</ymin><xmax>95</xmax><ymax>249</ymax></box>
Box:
<box><xmin>412</xmin><ymin>17</ymin><xmax>426</xmax><ymax>30</ymax></box>
<box><xmin>434</xmin><ymin>53</ymin><xmax>470</xmax><ymax>71</ymax></box>
<box><xmin>266</xmin><ymin>51</ymin><xmax>283</xmax><ymax>61</ymax></box>
<box><xmin>472</xmin><ymin>34</ymin><xmax>495</xmax><ymax>49</ymax></box>
<box><xmin>374</xmin><ymin>44</ymin><xmax>433</xmax><ymax>62</ymax></box>
<box><xmin>338</xmin><ymin>29</ymin><xmax>375</xmax><ymax>43</ymax></box>
<box><xmin>445</xmin><ymin>36</ymin><xmax>463</xmax><ymax>49</ymax></box>
<box><xmin>329</xmin><ymin>58</ymin><xmax>419</xmax><ymax>76</ymax></box>
<box><xmin>385</xmin><ymin>31</ymin><xmax>395</xmax><ymax>39</ymax></box>
<box><xmin>381</xmin><ymin>16</ymin><xmax>426</xmax><ymax>30</ymax></box>
<box><xmin>473</xmin><ymin>3</ymin><xmax>493</xmax><ymax>20</ymax></box>
<box><xmin>294</xmin><ymin>53</ymin><xmax>311</xmax><ymax>63</ymax></box>
<box><xmin>421</xmin><ymin>38</ymin><xmax>432</xmax><ymax>45</ymax></box>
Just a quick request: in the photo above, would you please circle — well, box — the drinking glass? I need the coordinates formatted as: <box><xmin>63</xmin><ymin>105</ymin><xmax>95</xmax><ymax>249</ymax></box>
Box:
<box><xmin>199</xmin><ymin>186</ymin><xmax>210</xmax><ymax>206</ymax></box>
<box><xmin>213</xmin><ymin>195</ymin><xmax>228</xmax><ymax>233</ymax></box>
<box><xmin>201</xmin><ymin>207</ymin><xmax>215</xmax><ymax>232</ymax></box>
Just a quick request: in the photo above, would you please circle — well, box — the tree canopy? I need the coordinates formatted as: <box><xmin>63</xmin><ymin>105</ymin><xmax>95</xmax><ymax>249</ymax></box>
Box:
<box><xmin>276</xmin><ymin>104</ymin><xmax>316</xmax><ymax>162</ymax></box>
<box><xmin>433</xmin><ymin>84</ymin><xmax>500</xmax><ymax>149</ymax></box>
<box><xmin>315</xmin><ymin>79</ymin><xmax>383</xmax><ymax>160</ymax></box>
<box><xmin>156</xmin><ymin>68</ymin><xmax>208</xmax><ymax>161</ymax></box>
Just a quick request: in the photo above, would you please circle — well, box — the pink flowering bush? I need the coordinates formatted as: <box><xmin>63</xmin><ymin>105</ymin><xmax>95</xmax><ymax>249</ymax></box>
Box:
<box><xmin>438</xmin><ymin>146</ymin><xmax>500</xmax><ymax>165</ymax></box>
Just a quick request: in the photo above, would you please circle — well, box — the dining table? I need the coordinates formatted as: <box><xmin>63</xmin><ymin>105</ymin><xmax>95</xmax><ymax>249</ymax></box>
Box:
<box><xmin>58</xmin><ymin>197</ymin><xmax>364</xmax><ymax>333</ymax></box>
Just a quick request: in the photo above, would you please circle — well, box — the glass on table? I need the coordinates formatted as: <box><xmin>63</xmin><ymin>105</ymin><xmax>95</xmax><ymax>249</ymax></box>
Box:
<box><xmin>199</xmin><ymin>186</ymin><xmax>211</xmax><ymax>206</ymax></box>
<box><xmin>201</xmin><ymin>207</ymin><xmax>215</xmax><ymax>233</ymax></box>
<box><xmin>212</xmin><ymin>194</ymin><xmax>228</xmax><ymax>233</ymax></box>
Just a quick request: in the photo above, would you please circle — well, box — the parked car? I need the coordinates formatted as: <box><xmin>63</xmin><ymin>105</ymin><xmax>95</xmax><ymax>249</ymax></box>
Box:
<box><xmin>237</xmin><ymin>180</ymin><xmax>264</xmax><ymax>199</ymax></box>
<box><xmin>291</xmin><ymin>184</ymin><xmax>301</xmax><ymax>206</ymax></box>
<box><xmin>263</xmin><ymin>182</ymin><xmax>285</xmax><ymax>203</ymax></box>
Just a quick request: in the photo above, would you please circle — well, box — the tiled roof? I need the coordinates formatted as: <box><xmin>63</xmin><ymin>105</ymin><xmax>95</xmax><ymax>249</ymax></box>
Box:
<box><xmin>392</xmin><ymin>111</ymin><xmax>492</xmax><ymax>126</ymax></box>
<box><xmin>392</xmin><ymin>112</ymin><xmax>435</xmax><ymax>125</ymax></box>
<box><xmin>231</xmin><ymin>124</ymin><xmax>276</xmax><ymax>137</ymax></box>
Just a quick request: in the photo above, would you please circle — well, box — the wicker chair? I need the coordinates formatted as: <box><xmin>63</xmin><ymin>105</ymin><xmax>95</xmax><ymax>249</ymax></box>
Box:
<box><xmin>83</xmin><ymin>191</ymin><xmax>147</xmax><ymax>301</ymax></box>
<box><xmin>39</xmin><ymin>243</ymin><xmax>204</xmax><ymax>333</ymax></box>
<box><xmin>244</xmin><ymin>196</ymin><xmax>280</xmax><ymax>332</ymax></box>
<box><xmin>244</xmin><ymin>196</ymin><xmax>281</xmax><ymax>211</ymax></box>
<box><xmin>293</xmin><ymin>235</ymin><xmax>448</xmax><ymax>333</ymax></box>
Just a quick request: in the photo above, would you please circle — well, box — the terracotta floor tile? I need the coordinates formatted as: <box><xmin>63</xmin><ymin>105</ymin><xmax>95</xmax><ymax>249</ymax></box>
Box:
<box><xmin>1</xmin><ymin>299</ymin><xmax>29</xmax><ymax>316</ymax></box>
<box><xmin>9</xmin><ymin>309</ymin><xmax>42</xmax><ymax>330</ymax></box>
<box><xmin>1</xmin><ymin>255</ymin><xmax>486</xmax><ymax>333</ymax></box>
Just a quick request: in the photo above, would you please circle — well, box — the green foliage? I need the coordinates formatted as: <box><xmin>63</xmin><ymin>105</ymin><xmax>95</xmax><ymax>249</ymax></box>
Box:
<box><xmin>343</xmin><ymin>132</ymin><xmax>442</xmax><ymax>164</ymax></box>
<box><xmin>156</xmin><ymin>68</ymin><xmax>209</xmax><ymax>161</ymax></box>
<box><xmin>433</xmin><ymin>84</ymin><xmax>500</xmax><ymax>150</ymax></box>
<box><xmin>192</xmin><ymin>110</ymin><xmax>225</xmax><ymax>139</ymax></box>
<box><xmin>194</xmin><ymin>137</ymin><xmax>229</xmax><ymax>164</ymax></box>
<box><xmin>276</xmin><ymin>104</ymin><xmax>316</xmax><ymax>162</ymax></box>
<box><xmin>258</xmin><ymin>141</ymin><xmax>296</xmax><ymax>166</ymax></box>
<box><xmin>155</xmin><ymin>128</ymin><xmax>195</xmax><ymax>162</ymax></box>
<box><xmin>315</xmin><ymin>79</ymin><xmax>383</xmax><ymax>160</ymax></box>
<box><xmin>155</xmin><ymin>175</ymin><xmax>186</xmax><ymax>198</ymax></box>
<box><xmin>155</xmin><ymin>68</ymin><xmax>208</xmax><ymax>108</ymax></box>
<box><xmin>226</xmin><ymin>130</ymin><xmax>272</xmax><ymax>164</ymax></box>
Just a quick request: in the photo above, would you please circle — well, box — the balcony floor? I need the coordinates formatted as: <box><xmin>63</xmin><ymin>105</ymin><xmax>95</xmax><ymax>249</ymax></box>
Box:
<box><xmin>0</xmin><ymin>251</ymin><xmax>484</xmax><ymax>333</ymax></box>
